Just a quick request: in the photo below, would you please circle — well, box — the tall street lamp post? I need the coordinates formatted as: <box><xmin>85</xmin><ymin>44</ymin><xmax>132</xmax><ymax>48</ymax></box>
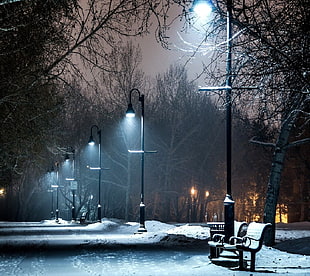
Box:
<box><xmin>193</xmin><ymin>0</ymin><xmax>235</xmax><ymax>242</ymax></box>
<box><xmin>53</xmin><ymin>161</ymin><xmax>60</xmax><ymax>223</ymax></box>
<box><xmin>126</xmin><ymin>88</ymin><xmax>156</xmax><ymax>233</ymax></box>
<box><xmin>88</xmin><ymin>125</ymin><xmax>102</xmax><ymax>222</ymax></box>
<box><xmin>126</xmin><ymin>89</ymin><xmax>146</xmax><ymax>232</ymax></box>
<box><xmin>65</xmin><ymin>147</ymin><xmax>77</xmax><ymax>222</ymax></box>
<box><xmin>223</xmin><ymin>0</ymin><xmax>235</xmax><ymax>243</ymax></box>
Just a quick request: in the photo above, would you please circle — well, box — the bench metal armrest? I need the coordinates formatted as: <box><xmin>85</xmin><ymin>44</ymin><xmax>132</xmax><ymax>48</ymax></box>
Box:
<box><xmin>229</xmin><ymin>236</ymin><xmax>243</xmax><ymax>245</ymax></box>
<box><xmin>212</xmin><ymin>234</ymin><xmax>225</xmax><ymax>243</ymax></box>
<box><xmin>241</xmin><ymin>236</ymin><xmax>256</xmax><ymax>247</ymax></box>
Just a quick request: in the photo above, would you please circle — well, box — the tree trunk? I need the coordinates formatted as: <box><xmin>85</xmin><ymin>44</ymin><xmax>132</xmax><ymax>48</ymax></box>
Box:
<box><xmin>263</xmin><ymin>116</ymin><xmax>294</xmax><ymax>245</ymax></box>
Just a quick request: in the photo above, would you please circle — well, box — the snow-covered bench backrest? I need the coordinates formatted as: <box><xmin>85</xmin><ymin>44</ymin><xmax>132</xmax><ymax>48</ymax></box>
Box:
<box><xmin>245</xmin><ymin>222</ymin><xmax>271</xmax><ymax>250</ymax></box>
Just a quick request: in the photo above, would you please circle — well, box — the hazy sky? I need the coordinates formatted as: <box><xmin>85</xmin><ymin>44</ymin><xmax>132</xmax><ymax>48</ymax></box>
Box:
<box><xmin>134</xmin><ymin>8</ymin><xmax>214</xmax><ymax>85</ymax></box>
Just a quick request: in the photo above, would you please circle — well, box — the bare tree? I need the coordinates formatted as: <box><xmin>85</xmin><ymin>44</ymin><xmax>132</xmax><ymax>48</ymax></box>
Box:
<box><xmin>0</xmin><ymin>0</ymin><xmax>187</xmax><ymax>219</ymax></box>
<box><xmin>96</xmin><ymin>40</ymin><xmax>146</xmax><ymax>111</ymax></box>
<box><xmin>189</xmin><ymin>0</ymin><xmax>309</xmax><ymax>244</ymax></box>
<box><xmin>145</xmin><ymin>65</ymin><xmax>227</xmax><ymax>221</ymax></box>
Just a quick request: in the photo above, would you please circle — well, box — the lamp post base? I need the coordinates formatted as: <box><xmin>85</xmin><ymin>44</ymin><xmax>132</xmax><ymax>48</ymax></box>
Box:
<box><xmin>136</xmin><ymin>203</ymin><xmax>147</xmax><ymax>233</ymax></box>
<box><xmin>224</xmin><ymin>194</ymin><xmax>235</xmax><ymax>243</ymax></box>
<box><xmin>55</xmin><ymin>209</ymin><xmax>59</xmax><ymax>223</ymax></box>
<box><xmin>71</xmin><ymin>206</ymin><xmax>76</xmax><ymax>222</ymax></box>
<box><xmin>137</xmin><ymin>226</ymin><xmax>147</xmax><ymax>233</ymax></box>
<box><xmin>97</xmin><ymin>205</ymin><xmax>102</xmax><ymax>222</ymax></box>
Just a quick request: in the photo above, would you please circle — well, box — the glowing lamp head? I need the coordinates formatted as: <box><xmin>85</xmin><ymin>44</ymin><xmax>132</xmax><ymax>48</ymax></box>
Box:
<box><xmin>88</xmin><ymin>135</ymin><xmax>95</xmax><ymax>146</ymax></box>
<box><xmin>191</xmin><ymin>0</ymin><xmax>213</xmax><ymax>18</ymax></box>
<box><xmin>126</xmin><ymin>103</ymin><xmax>135</xmax><ymax>118</ymax></box>
<box><xmin>64</xmin><ymin>153</ymin><xmax>70</xmax><ymax>162</ymax></box>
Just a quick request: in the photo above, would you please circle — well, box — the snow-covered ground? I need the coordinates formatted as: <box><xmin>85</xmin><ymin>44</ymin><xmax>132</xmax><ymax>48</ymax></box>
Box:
<box><xmin>0</xmin><ymin>219</ymin><xmax>309</xmax><ymax>276</ymax></box>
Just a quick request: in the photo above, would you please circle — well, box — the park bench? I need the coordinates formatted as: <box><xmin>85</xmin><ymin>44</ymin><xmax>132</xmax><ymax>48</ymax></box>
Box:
<box><xmin>223</xmin><ymin>222</ymin><xmax>272</xmax><ymax>271</ymax></box>
<box><xmin>208</xmin><ymin>221</ymin><xmax>247</xmax><ymax>259</ymax></box>
<box><xmin>80</xmin><ymin>212</ymin><xmax>88</xmax><ymax>224</ymax></box>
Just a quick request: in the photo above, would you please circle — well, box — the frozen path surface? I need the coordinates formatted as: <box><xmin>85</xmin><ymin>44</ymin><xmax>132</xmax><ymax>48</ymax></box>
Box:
<box><xmin>0</xmin><ymin>220</ymin><xmax>309</xmax><ymax>275</ymax></box>
<box><xmin>1</xmin><ymin>247</ymin><xmax>310</xmax><ymax>276</ymax></box>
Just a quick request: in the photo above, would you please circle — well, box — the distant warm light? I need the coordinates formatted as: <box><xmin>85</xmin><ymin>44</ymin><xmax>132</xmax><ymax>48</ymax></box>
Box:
<box><xmin>252</xmin><ymin>214</ymin><xmax>261</xmax><ymax>222</ymax></box>
<box><xmin>190</xmin><ymin>187</ymin><xmax>197</xmax><ymax>198</ymax></box>
<box><xmin>0</xmin><ymin>188</ymin><xmax>5</xmax><ymax>197</ymax></box>
<box><xmin>276</xmin><ymin>204</ymin><xmax>288</xmax><ymax>223</ymax></box>
<box><xmin>205</xmin><ymin>190</ymin><xmax>210</xmax><ymax>198</ymax></box>
<box><xmin>249</xmin><ymin>191</ymin><xmax>259</xmax><ymax>207</ymax></box>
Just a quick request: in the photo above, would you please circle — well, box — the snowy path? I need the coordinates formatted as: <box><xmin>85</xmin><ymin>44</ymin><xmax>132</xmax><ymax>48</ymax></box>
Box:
<box><xmin>0</xmin><ymin>249</ymin><xmax>219</xmax><ymax>276</ymax></box>
<box><xmin>0</xmin><ymin>220</ymin><xmax>309</xmax><ymax>275</ymax></box>
<box><xmin>1</xmin><ymin>247</ymin><xmax>310</xmax><ymax>276</ymax></box>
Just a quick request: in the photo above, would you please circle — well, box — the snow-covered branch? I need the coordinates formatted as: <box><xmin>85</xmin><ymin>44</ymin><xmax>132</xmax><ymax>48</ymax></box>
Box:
<box><xmin>249</xmin><ymin>137</ymin><xmax>275</xmax><ymax>148</ymax></box>
<box><xmin>286</xmin><ymin>138</ymin><xmax>310</xmax><ymax>149</ymax></box>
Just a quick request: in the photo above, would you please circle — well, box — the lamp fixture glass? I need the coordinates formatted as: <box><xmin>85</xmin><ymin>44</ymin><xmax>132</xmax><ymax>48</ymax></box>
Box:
<box><xmin>64</xmin><ymin>153</ymin><xmax>70</xmax><ymax>161</ymax></box>
<box><xmin>88</xmin><ymin>135</ymin><xmax>95</xmax><ymax>145</ymax></box>
<box><xmin>191</xmin><ymin>0</ymin><xmax>213</xmax><ymax>18</ymax></box>
<box><xmin>126</xmin><ymin>103</ymin><xmax>135</xmax><ymax>118</ymax></box>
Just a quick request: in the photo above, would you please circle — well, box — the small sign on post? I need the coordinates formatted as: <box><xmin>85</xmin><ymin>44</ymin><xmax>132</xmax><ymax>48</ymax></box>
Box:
<box><xmin>70</xmin><ymin>180</ymin><xmax>78</xmax><ymax>190</ymax></box>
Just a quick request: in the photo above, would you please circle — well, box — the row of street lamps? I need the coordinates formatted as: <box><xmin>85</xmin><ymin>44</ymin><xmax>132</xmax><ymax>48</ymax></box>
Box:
<box><xmin>87</xmin><ymin>88</ymin><xmax>155</xmax><ymax>232</ymax></box>
<box><xmin>49</xmin><ymin>0</ymin><xmax>235</xmax><ymax>241</ymax></box>
<box><xmin>49</xmin><ymin>147</ymin><xmax>76</xmax><ymax>223</ymax></box>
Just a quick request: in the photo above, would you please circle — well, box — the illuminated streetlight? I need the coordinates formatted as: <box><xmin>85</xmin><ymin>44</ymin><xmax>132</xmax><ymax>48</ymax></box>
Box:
<box><xmin>88</xmin><ymin>125</ymin><xmax>102</xmax><ymax>222</ymax></box>
<box><xmin>64</xmin><ymin>153</ymin><xmax>70</xmax><ymax>162</ymax></box>
<box><xmin>64</xmin><ymin>147</ymin><xmax>76</xmax><ymax>221</ymax></box>
<box><xmin>53</xmin><ymin>162</ymin><xmax>60</xmax><ymax>222</ymax></box>
<box><xmin>125</xmin><ymin>88</ymin><xmax>157</xmax><ymax>233</ymax></box>
<box><xmin>192</xmin><ymin>0</ymin><xmax>235</xmax><ymax>242</ymax></box>
<box><xmin>126</xmin><ymin>88</ymin><xmax>146</xmax><ymax>232</ymax></box>
<box><xmin>191</xmin><ymin>0</ymin><xmax>213</xmax><ymax>18</ymax></box>
<box><xmin>125</xmin><ymin>103</ymin><xmax>135</xmax><ymax>118</ymax></box>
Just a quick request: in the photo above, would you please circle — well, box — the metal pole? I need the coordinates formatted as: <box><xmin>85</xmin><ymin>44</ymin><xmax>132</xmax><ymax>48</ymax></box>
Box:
<box><xmin>224</xmin><ymin>0</ymin><xmax>235</xmax><ymax>242</ymax></box>
<box><xmin>138</xmin><ymin>94</ymin><xmax>146</xmax><ymax>232</ymax></box>
<box><xmin>55</xmin><ymin>166</ymin><xmax>59</xmax><ymax>222</ymax></box>
<box><xmin>98</xmin><ymin>129</ymin><xmax>102</xmax><ymax>222</ymax></box>
<box><xmin>72</xmin><ymin>150</ymin><xmax>76</xmax><ymax>221</ymax></box>
<box><xmin>88</xmin><ymin>125</ymin><xmax>103</xmax><ymax>222</ymax></box>
<box><xmin>72</xmin><ymin>190</ymin><xmax>76</xmax><ymax>221</ymax></box>
<box><xmin>126</xmin><ymin>89</ymin><xmax>153</xmax><ymax>233</ymax></box>
<box><xmin>51</xmin><ymin>190</ymin><xmax>54</xmax><ymax>219</ymax></box>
